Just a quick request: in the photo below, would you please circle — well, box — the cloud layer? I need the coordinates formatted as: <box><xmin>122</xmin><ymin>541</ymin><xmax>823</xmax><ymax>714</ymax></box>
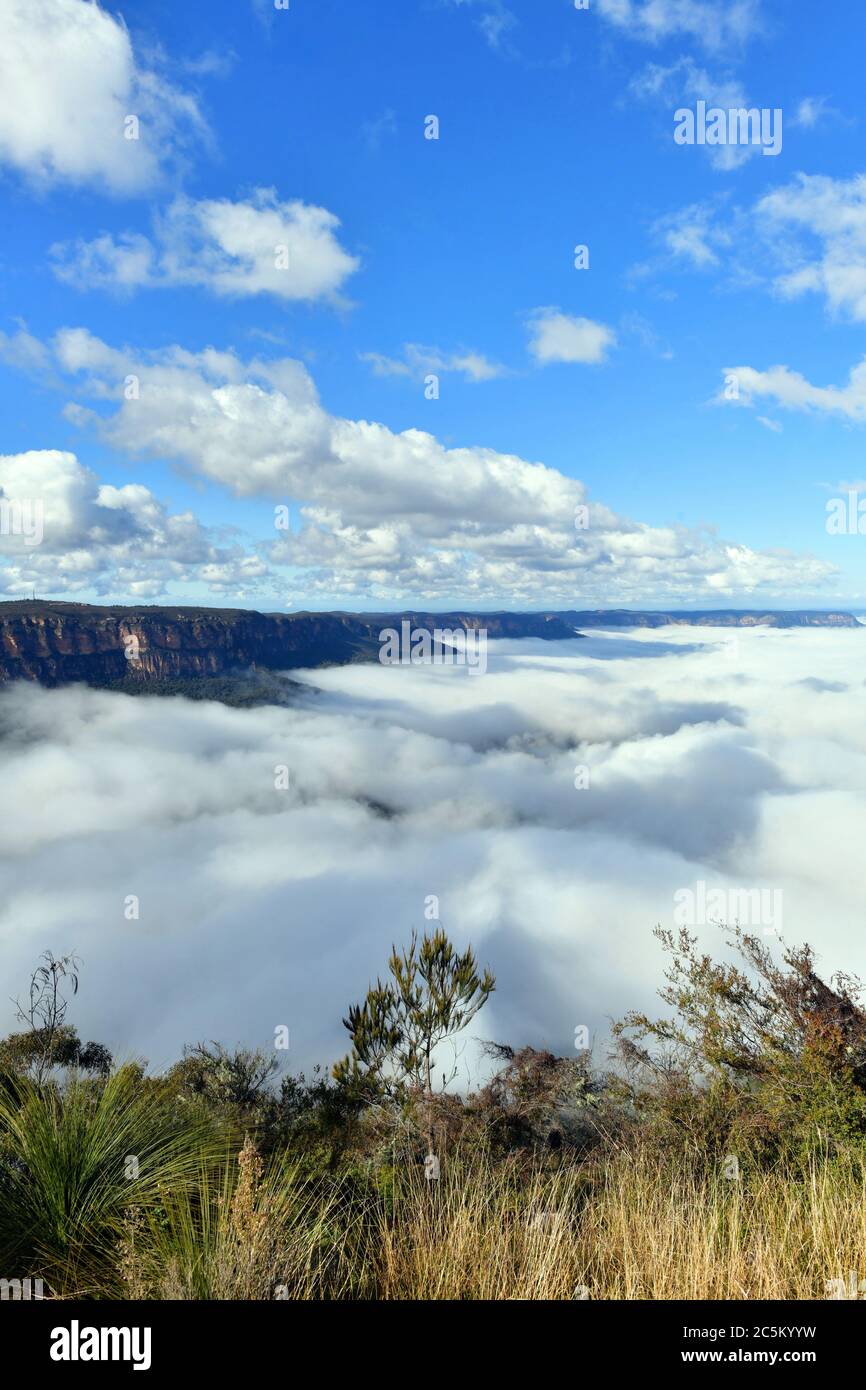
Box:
<box><xmin>0</xmin><ymin>327</ymin><xmax>836</xmax><ymax>606</ymax></box>
<box><xmin>1</xmin><ymin>626</ymin><xmax>863</xmax><ymax>1074</ymax></box>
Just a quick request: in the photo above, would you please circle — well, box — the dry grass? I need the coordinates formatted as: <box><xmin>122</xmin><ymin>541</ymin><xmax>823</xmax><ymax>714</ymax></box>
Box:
<box><xmin>374</xmin><ymin>1161</ymin><xmax>587</xmax><ymax>1300</ymax></box>
<box><xmin>570</xmin><ymin>1150</ymin><xmax>866</xmax><ymax>1300</ymax></box>
<box><xmin>369</xmin><ymin>1150</ymin><xmax>866</xmax><ymax>1300</ymax></box>
<box><xmin>106</xmin><ymin>1143</ymin><xmax>866</xmax><ymax>1300</ymax></box>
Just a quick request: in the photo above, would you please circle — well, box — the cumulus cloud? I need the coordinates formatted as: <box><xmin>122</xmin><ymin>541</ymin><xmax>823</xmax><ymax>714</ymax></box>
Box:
<box><xmin>0</xmin><ymin>326</ymin><xmax>836</xmax><ymax>605</ymax></box>
<box><xmin>0</xmin><ymin>0</ymin><xmax>208</xmax><ymax>194</ymax></box>
<box><xmin>526</xmin><ymin>309</ymin><xmax>617</xmax><ymax>365</ymax></box>
<box><xmin>51</xmin><ymin>191</ymin><xmax>360</xmax><ymax>303</ymax></box>
<box><xmin>0</xmin><ymin>449</ymin><xmax>267</xmax><ymax>599</ymax></box>
<box><xmin>1</xmin><ymin>626</ymin><xmax>863</xmax><ymax>1072</ymax></box>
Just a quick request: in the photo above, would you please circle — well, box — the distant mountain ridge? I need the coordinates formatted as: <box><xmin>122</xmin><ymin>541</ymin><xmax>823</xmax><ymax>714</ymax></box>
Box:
<box><xmin>554</xmin><ymin>609</ymin><xmax>862</xmax><ymax>630</ymax></box>
<box><xmin>0</xmin><ymin>601</ymin><xmax>859</xmax><ymax>690</ymax></box>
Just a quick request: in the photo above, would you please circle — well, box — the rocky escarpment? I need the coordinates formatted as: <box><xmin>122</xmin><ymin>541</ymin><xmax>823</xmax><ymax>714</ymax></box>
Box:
<box><xmin>0</xmin><ymin>603</ymin><xmax>579</xmax><ymax>687</ymax></box>
<box><xmin>0</xmin><ymin>604</ymin><xmax>375</xmax><ymax>686</ymax></box>
<box><xmin>555</xmin><ymin>609</ymin><xmax>862</xmax><ymax>629</ymax></box>
<box><xmin>0</xmin><ymin>601</ymin><xmax>859</xmax><ymax>690</ymax></box>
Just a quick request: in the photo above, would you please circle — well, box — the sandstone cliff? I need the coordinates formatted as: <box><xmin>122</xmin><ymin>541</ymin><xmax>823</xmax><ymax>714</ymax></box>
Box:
<box><xmin>0</xmin><ymin>602</ymin><xmax>858</xmax><ymax>689</ymax></box>
<box><xmin>0</xmin><ymin>603</ymin><xmax>578</xmax><ymax>687</ymax></box>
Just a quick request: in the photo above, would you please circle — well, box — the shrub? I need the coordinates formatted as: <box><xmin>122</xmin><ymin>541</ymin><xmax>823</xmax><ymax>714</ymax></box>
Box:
<box><xmin>613</xmin><ymin>923</ymin><xmax>866</xmax><ymax>1166</ymax></box>
<box><xmin>0</xmin><ymin>1066</ymin><xmax>221</xmax><ymax>1295</ymax></box>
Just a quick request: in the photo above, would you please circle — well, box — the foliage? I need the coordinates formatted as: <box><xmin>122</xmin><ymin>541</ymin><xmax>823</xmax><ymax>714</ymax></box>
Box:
<box><xmin>0</xmin><ymin>1024</ymin><xmax>112</xmax><ymax>1079</ymax></box>
<box><xmin>613</xmin><ymin>923</ymin><xmax>866</xmax><ymax>1163</ymax></box>
<box><xmin>10</xmin><ymin>951</ymin><xmax>84</xmax><ymax>1085</ymax></box>
<box><xmin>475</xmin><ymin>1044</ymin><xmax>599</xmax><ymax>1153</ymax></box>
<box><xmin>333</xmin><ymin>928</ymin><xmax>495</xmax><ymax>1101</ymax></box>
<box><xmin>94</xmin><ymin>672</ymin><xmax>301</xmax><ymax>707</ymax></box>
<box><xmin>168</xmin><ymin>1042</ymin><xmax>279</xmax><ymax>1114</ymax></box>
<box><xmin>0</xmin><ymin>1066</ymin><xmax>221</xmax><ymax>1295</ymax></box>
<box><xmin>116</xmin><ymin>1137</ymin><xmax>371</xmax><ymax>1300</ymax></box>
<box><xmin>2</xmin><ymin>925</ymin><xmax>866</xmax><ymax>1298</ymax></box>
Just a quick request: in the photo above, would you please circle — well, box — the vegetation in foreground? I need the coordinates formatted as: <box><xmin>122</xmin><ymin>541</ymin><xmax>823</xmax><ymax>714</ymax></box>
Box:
<box><xmin>2</xmin><ymin>923</ymin><xmax>866</xmax><ymax>1301</ymax></box>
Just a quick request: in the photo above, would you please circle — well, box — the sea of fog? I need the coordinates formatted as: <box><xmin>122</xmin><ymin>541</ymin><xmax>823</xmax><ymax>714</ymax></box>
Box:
<box><xmin>1</xmin><ymin>624</ymin><xmax>865</xmax><ymax>1081</ymax></box>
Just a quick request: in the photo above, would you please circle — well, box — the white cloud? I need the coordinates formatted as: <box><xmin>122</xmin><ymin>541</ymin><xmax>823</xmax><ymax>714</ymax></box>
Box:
<box><xmin>52</xmin><ymin>232</ymin><xmax>157</xmax><ymax>293</ymax></box>
<box><xmin>629</xmin><ymin>58</ymin><xmax>765</xmax><ymax>170</ymax></box>
<box><xmin>791</xmin><ymin>96</ymin><xmax>836</xmax><ymax>129</ymax></box>
<box><xmin>755</xmin><ymin>174</ymin><xmax>866</xmax><ymax>322</ymax></box>
<box><xmin>447</xmin><ymin>0</ymin><xmax>518</xmax><ymax>53</ymax></box>
<box><xmin>718</xmin><ymin>358</ymin><xmax>866</xmax><ymax>422</ymax></box>
<box><xmin>51</xmin><ymin>190</ymin><xmax>360</xmax><ymax>303</ymax></box>
<box><xmin>182</xmin><ymin>48</ymin><xmax>237</xmax><ymax>80</ymax></box>
<box><xmin>657</xmin><ymin>175</ymin><xmax>866</xmax><ymax>322</ymax></box>
<box><xmin>360</xmin><ymin>344</ymin><xmax>507</xmax><ymax>382</ymax></box>
<box><xmin>526</xmin><ymin>309</ymin><xmax>616</xmax><ymax>366</ymax></box>
<box><xmin>653</xmin><ymin>199</ymin><xmax>734</xmax><ymax>267</ymax></box>
<box><xmin>1</xmin><ymin>627</ymin><xmax>864</xmax><ymax>1072</ymax></box>
<box><xmin>0</xmin><ymin>0</ymin><xmax>207</xmax><ymax>193</ymax></box>
<box><xmin>597</xmin><ymin>0</ymin><xmax>764</xmax><ymax>51</ymax></box>
<box><xmin>0</xmin><ymin>326</ymin><xmax>836</xmax><ymax>607</ymax></box>
<box><xmin>478</xmin><ymin>8</ymin><xmax>517</xmax><ymax>51</ymax></box>
<box><xmin>0</xmin><ymin>449</ymin><xmax>268</xmax><ymax>599</ymax></box>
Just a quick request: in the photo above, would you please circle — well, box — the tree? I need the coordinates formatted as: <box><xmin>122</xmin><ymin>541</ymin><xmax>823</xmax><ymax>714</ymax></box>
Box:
<box><xmin>0</xmin><ymin>1025</ymin><xmax>111</xmax><ymax>1080</ymax></box>
<box><xmin>170</xmin><ymin>1042</ymin><xmax>279</xmax><ymax>1112</ymax></box>
<box><xmin>477</xmin><ymin>1043</ymin><xmax>597</xmax><ymax>1152</ymax></box>
<box><xmin>9</xmin><ymin>951</ymin><xmax>91</xmax><ymax>1086</ymax></box>
<box><xmin>333</xmin><ymin>928</ymin><xmax>495</xmax><ymax>1117</ymax></box>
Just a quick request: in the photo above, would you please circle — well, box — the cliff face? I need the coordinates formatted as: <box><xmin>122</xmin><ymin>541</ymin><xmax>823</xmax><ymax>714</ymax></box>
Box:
<box><xmin>0</xmin><ymin>602</ymin><xmax>858</xmax><ymax>689</ymax></box>
<box><xmin>0</xmin><ymin>605</ymin><xmax>392</xmax><ymax>685</ymax></box>
<box><xmin>0</xmin><ymin>603</ymin><xmax>578</xmax><ymax>687</ymax></box>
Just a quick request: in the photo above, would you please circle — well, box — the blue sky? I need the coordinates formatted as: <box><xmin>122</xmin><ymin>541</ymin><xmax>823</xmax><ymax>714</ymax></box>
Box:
<box><xmin>2</xmin><ymin>0</ymin><xmax>866</xmax><ymax>609</ymax></box>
